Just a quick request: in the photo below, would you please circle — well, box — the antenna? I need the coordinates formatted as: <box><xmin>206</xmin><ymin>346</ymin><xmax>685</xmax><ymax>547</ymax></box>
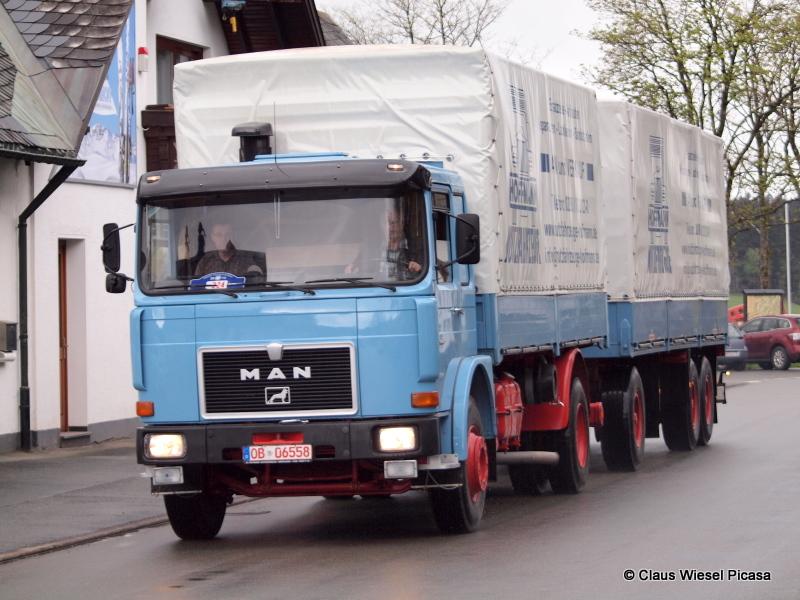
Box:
<box><xmin>272</xmin><ymin>101</ymin><xmax>288</xmax><ymax>177</ymax></box>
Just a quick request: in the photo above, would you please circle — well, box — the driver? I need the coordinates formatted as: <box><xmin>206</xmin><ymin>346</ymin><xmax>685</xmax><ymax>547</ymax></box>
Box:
<box><xmin>194</xmin><ymin>222</ymin><xmax>265</xmax><ymax>277</ymax></box>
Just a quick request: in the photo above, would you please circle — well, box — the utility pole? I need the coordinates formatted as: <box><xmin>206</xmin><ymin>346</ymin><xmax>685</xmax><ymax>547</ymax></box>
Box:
<box><xmin>786</xmin><ymin>200</ymin><xmax>793</xmax><ymax>310</ymax></box>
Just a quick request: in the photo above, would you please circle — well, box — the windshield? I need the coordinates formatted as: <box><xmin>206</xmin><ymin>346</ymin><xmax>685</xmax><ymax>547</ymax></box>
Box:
<box><xmin>138</xmin><ymin>187</ymin><xmax>427</xmax><ymax>294</ymax></box>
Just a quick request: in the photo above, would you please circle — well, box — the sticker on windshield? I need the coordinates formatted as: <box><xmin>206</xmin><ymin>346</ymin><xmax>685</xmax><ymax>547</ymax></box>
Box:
<box><xmin>189</xmin><ymin>272</ymin><xmax>246</xmax><ymax>290</ymax></box>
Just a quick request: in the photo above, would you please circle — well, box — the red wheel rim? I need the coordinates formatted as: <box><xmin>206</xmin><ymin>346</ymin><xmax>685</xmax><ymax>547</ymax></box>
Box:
<box><xmin>689</xmin><ymin>379</ymin><xmax>699</xmax><ymax>430</ymax></box>
<box><xmin>633</xmin><ymin>390</ymin><xmax>644</xmax><ymax>449</ymax></box>
<box><xmin>704</xmin><ymin>374</ymin><xmax>713</xmax><ymax>425</ymax></box>
<box><xmin>466</xmin><ymin>425</ymin><xmax>488</xmax><ymax>503</ymax></box>
<box><xmin>575</xmin><ymin>404</ymin><xmax>589</xmax><ymax>469</ymax></box>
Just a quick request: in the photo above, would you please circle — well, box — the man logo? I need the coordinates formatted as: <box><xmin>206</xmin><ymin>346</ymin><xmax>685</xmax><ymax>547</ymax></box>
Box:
<box><xmin>241</xmin><ymin>368</ymin><xmax>260</xmax><ymax>381</ymax></box>
<box><xmin>240</xmin><ymin>367</ymin><xmax>311</xmax><ymax>381</ymax></box>
<box><xmin>265</xmin><ymin>386</ymin><xmax>291</xmax><ymax>405</ymax></box>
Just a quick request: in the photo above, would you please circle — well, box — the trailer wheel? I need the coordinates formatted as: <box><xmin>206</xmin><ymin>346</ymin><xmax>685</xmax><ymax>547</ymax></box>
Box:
<box><xmin>549</xmin><ymin>378</ymin><xmax>589</xmax><ymax>494</ymax></box>
<box><xmin>429</xmin><ymin>399</ymin><xmax>488</xmax><ymax>533</ymax></box>
<box><xmin>508</xmin><ymin>433</ymin><xmax>550</xmax><ymax>495</ymax></box>
<box><xmin>164</xmin><ymin>492</ymin><xmax>227</xmax><ymax>540</ymax></box>
<box><xmin>600</xmin><ymin>368</ymin><xmax>646</xmax><ymax>471</ymax></box>
<box><xmin>698</xmin><ymin>357</ymin><xmax>715</xmax><ymax>446</ymax></box>
<box><xmin>661</xmin><ymin>360</ymin><xmax>701</xmax><ymax>451</ymax></box>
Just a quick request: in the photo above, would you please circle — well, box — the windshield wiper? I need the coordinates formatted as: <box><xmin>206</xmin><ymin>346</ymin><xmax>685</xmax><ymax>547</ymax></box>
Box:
<box><xmin>148</xmin><ymin>280</ymin><xmax>316</xmax><ymax>297</ymax></box>
<box><xmin>150</xmin><ymin>284</ymin><xmax>239</xmax><ymax>298</ymax></box>
<box><xmin>239</xmin><ymin>281</ymin><xmax>316</xmax><ymax>295</ymax></box>
<box><xmin>304</xmin><ymin>277</ymin><xmax>397</xmax><ymax>292</ymax></box>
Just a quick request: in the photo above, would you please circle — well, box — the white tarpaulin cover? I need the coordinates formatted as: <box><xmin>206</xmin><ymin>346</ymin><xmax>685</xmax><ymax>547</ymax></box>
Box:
<box><xmin>599</xmin><ymin>102</ymin><xmax>729</xmax><ymax>299</ymax></box>
<box><xmin>173</xmin><ymin>45</ymin><xmax>605</xmax><ymax>296</ymax></box>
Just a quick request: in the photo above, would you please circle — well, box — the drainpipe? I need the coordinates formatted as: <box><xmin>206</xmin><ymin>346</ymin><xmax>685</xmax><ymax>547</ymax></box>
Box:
<box><xmin>18</xmin><ymin>162</ymin><xmax>81</xmax><ymax>451</ymax></box>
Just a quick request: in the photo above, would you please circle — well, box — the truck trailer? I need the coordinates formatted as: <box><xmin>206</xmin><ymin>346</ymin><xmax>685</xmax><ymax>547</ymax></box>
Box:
<box><xmin>102</xmin><ymin>45</ymin><xmax>729</xmax><ymax>538</ymax></box>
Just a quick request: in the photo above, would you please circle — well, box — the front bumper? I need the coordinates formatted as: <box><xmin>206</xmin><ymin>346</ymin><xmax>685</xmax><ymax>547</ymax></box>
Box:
<box><xmin>137</xmin><ymin>416</ymin><xmax>441</xmax><ymax>466</ymax></box>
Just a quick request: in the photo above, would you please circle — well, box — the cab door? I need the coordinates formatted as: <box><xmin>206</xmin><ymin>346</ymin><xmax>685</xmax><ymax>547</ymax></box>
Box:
<box><xmin>431</xmin><ymin>188</ymin><xmax>476</xmax><ymax>374</ymax></box>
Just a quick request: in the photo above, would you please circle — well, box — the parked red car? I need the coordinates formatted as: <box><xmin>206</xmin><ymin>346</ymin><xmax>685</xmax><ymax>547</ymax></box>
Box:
<box><xmin>740</xmin><ymin>314</ymin><xmax>800</xmax><ymax>370</ymax></box>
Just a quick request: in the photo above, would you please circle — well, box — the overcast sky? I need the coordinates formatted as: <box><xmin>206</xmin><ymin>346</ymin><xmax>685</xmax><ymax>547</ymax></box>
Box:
<box><xmin>316</xmin><ymin>0</ymin><xmax>604</xmax><ymax>84</ymax></box>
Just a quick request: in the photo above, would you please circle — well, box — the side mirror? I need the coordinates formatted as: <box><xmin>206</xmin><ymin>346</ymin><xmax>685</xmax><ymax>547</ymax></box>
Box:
<box><xmin>102</xmin><ymin>223</ymin><xmax>121</xmax><ymax>273</ymax></box>
<box><xmin>106</xmin><ymin>273</ymin><xmax>127</xmax><ymax>294</ymax></box>
<box><xmin>455</xmin><ymin>213</ymin><xmax>480</xmax><ymax>265</ymax></box>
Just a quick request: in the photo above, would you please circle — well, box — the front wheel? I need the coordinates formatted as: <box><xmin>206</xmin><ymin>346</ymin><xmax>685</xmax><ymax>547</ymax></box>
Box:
<box><xmin>164</xmin><ymin>492</ymin><xmax>227</xmax><ymax>540</ymax></box>
<box><xmin>771</xmin><ymin>346</ymin><xmax>790</xmax><ymax>370</ymax></box>
<box><xmin>429</xmin><ymin>399</ymin><xmax>488</xmax><ymax>533</ymax></box>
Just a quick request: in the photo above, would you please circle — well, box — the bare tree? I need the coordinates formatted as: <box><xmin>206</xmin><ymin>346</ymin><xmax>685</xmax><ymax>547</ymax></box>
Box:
<box><xmin>330</xmin><ymin>0</ymin><xmax>508</xmax><ymax>47</ymax></box>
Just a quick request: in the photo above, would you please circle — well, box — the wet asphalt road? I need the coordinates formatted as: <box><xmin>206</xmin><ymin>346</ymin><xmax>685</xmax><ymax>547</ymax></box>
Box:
<box><xmin>2</xmin><ymin>369</ymin><xmax>799</xmax><ymax>600</ymax></box>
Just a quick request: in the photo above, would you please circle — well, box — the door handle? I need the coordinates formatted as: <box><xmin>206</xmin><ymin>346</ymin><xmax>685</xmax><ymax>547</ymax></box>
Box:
<box><xmin>450</xmin><ymin>307</ymin><xmax>464</xmax><ymax>315</ymax></box>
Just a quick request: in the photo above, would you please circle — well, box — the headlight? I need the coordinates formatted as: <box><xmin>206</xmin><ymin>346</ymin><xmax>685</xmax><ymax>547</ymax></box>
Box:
<box><xmin>144</xmin><ymin>433</ymin><xmax>186</xmax><ymax>459</ymax></box>
<box><xmin>377</xmin><ymin>426</ymin><xmax>417</xmax><ymax>452</ymax></box>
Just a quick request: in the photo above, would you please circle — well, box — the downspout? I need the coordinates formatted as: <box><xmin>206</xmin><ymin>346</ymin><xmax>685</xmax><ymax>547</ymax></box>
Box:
<box><xmin>18</xmin><ymin>162</ymin><xmax>81</xmax><ymax>451</ymax></box>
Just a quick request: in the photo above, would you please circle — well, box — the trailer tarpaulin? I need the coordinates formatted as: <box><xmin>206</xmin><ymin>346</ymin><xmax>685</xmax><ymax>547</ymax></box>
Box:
<box><xmin>173</xmin><ymin>45</ymin><xmax>605</xmax><ymax>295</ymax></box>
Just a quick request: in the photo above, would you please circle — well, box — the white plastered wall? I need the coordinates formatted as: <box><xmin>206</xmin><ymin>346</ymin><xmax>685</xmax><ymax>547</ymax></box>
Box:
<box><xmin>0</xmin><ymin>159</ymin><xmax>31</xmax><ymax>439</ymax></box>
<box><xmin>28</xmin><ymin>173</ymin><xmax>137</xmax><ymax>437</ymax></box>
<box><xmin>10</xmin><ymin>0</ymin><xmax>230</xmax><ymax>444</ymax></box>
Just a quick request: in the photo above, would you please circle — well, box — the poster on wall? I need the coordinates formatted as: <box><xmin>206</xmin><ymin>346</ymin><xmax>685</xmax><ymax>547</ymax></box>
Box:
<box><xmin>71</xmin><ymin>9</ymin><xmax>136</xmax><ymax>184</ymax></box>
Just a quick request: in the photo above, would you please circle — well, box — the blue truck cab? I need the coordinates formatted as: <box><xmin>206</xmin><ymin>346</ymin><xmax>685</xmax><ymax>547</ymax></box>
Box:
<box><xmin>106</xmin><ymin>152</ymin><xmax>518</xmax><ymax>536</ymax></box>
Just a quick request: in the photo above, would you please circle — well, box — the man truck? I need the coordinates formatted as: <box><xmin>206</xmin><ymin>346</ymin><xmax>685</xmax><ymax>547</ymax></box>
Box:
<box><xmin>103</xmin><ymin>46</ymin><xmax>728</xmax><ymax>539</ymax></box>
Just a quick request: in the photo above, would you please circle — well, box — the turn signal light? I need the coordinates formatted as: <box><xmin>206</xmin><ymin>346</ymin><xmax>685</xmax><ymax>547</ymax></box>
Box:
<box><xmin>411</xmin><ymin>391</ymin><xmax>439</xmax><ymax>408</ymax></box>
<box><xmin>136</xmin><ymin>401</ymin><xmax>155</xmax><ymax>417</ymax></box>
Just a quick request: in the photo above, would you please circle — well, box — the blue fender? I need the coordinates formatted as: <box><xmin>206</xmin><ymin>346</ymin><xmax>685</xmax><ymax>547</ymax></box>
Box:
<box><xmin>440</xmin><ymin>355</ymin><xmax>495</xmax><ymax>460</ymax></box>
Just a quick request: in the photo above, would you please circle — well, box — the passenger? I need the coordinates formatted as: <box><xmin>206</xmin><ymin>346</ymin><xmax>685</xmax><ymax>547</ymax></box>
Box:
<box><xmin>346</xmin><ymin>206</ymin><xmax>423</xmax><ymax>280</ymax></box>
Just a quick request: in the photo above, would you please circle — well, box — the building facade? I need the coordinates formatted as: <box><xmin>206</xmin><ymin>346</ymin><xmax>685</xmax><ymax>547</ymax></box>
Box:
<box><xmin>0</xmin><ymin>0</ymin><xmax>337</xmax><ymax>452</ymax></box>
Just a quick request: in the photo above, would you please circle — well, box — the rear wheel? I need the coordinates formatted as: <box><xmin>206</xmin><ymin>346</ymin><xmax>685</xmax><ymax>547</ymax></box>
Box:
<box><xmin>771</xmin><ymin>345</ymin><xmax>790</xmax><ymax>370</ymax></box>
<box><xmin>509</xmin><ymin>433</ymin><xmax>550</xmax><ymax>495</ymax></box>
<box><xmin>429</xmin><ymin>399</ymin><xmax>488</xmax><ymax>533</ymax></box>
<box><xmin>698</xmin><ymin>357</ymin><xmax>715</xmax><ymax>446</ymax></box>
<box><xmin>600</xmin><ymin>368</ymin><xmax>646</xmax><ymax>471</ymax></box>
<box><xmin>661</xmin><ymin>360</ymin><xmax>701</xmax><ymax>451</ymax></box>
<box><xmin>549</xmin><ymin>378</ymin><xmax>590</xmax><ymax>494</ymax></box>
<box><xmin>164</xmin><ymin>492</ymin><xmax>227</xmax><ymax>540</ymax></box>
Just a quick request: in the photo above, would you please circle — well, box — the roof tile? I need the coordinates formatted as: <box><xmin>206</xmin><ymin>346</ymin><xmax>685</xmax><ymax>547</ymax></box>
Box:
<box><xmin>0</xmin><ymin>0</ymin><xmax>133</xmax><ymax>163</ymax></box>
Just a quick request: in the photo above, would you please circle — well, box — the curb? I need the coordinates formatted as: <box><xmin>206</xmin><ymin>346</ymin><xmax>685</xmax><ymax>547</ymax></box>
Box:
<box><xmin>0</xmin><ymin>496</ymin><xmax>263</xmax><ymax>565</ymax></box>
<box><xmin>0</xmin><ymin>515</ymin><xmax>168</xmax><ymax>565</ymax></box>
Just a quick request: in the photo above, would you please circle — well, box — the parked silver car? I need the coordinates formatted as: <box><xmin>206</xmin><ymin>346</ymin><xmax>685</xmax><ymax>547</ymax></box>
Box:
<box><xmin>718</xmin><ymin>324</ymin><xmax>748</xmax><ymax>370</ymax></box>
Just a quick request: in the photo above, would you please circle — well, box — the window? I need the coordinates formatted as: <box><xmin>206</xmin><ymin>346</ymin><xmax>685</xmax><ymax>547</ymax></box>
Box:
<box><xmin>156</xmin><ymin>36</ymin><xmax>204</xmax><ymax>105</ymax></box>
<box><xmin>741</xmin><ymin>319</ymin><xmax>762</xmax><ymax>333</ymax></box>
<box><xmin>761</xmin><ymin>318</ymin><xmax>778</xmax><ymax>331</ymax></box>
<box><xmin>778</xmin><ymin>319</ymin><xmax>792</xmax><ymax>329</ymax></box>
<box><xmin>138</xmin><ymin>187</ymin><xmax>428</xmax><ymax>294</ymax></box>
<box><xmin>432</xmin><ymin>192</ymin><xmax>451</xmax><ymax>283</ymax></box>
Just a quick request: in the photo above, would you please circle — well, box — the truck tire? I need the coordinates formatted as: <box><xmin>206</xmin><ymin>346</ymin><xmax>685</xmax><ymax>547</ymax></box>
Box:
<box><xmin>698</xmin><ymin>357</ymin><xmax>715</xmax><ymax>446</ymax></box>
<box><xmin>600</xmin><ymin>368</ymin><xmax>645</xmax><ymax>471</ymax></box>
<box><xmin>661</xmin><ymin>360</ymin><xmax>701</xmax><ymax>451</ymax></box>
<box><xmin>549</xmin><ymin>378</ymin><xmax>589</xmax><ymax>494</ymax></box>
<box><xmin>771</xmin><ymin>345</ymin><xmax>790</xmax><ymax>370</ymax></box>
<box><xmin>508</xmin><ymin>433</ymin><xmax>550</xmax><ymax>495</ymax></box>
<box><xmin>429</xmin><ymin>399</ymin><xmax>488</xmax><ymax>533</ymax></box>
<box><xmin>164</xmin><ymin>492</ymin><xmax>227</xmax><ymax>540</ymax></box>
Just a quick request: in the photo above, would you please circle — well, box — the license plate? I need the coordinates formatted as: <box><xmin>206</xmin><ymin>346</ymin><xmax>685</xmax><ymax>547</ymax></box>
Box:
<box><xmin>243</xmin><ymin>444</ymin><xmax>313</xmax><ymax>463</ymax></box>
